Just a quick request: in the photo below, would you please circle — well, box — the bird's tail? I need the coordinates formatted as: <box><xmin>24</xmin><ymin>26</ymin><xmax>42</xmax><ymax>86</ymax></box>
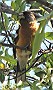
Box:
<box><xmin>17</xmin><ymin>70</ymin><xmax>26</xmax><ymax>82</ymax></box>
<box><xmin>16</xmin><ymin>50</ymin><xmax>31</xmax><ymax>82</ymax></box>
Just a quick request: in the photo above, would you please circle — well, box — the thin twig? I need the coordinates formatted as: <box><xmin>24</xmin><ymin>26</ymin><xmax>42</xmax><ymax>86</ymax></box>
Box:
<box><xmin>45</xmin><ymin>39</ymin><xmax>53</xmax><ymax>44</ymax></box>
<box><xmin>43</xmin><ymin>40</ymin><xmax>49</xmax><ymax>49</ymax></box>
<box><xmin>42</xmin><ymin>5</ymin><xmax>52</xmax><ymax>13</ymax></box>
<box><xmin>0</xmin><ymin>6</ymin><xmax>18</xmax><ymax>15</ymax></box>
<box><xmin>8</xmin><ymin>54</ymin><xmax>43</xmax><ymax>80</ymax></box>
<box><xmin>33</xmin><ymin>0</ymin><xmax>53</xmax><ymax>10</ymax></box>
<box><xmin>5</xmin><ymin>46</ymin><xmax>53</xmax><ymax>81</ymax></box>
<box><xmin>0</xmin><ymin>5</ymin><xmax>42</xmax><ymax>16</ymax></box>
<box><xmin>0</xmin><ymin>42</ymin><xmax>29</xmax><ymax>50</ymax></box>
<box><xmin>26</xmin><ymin>80</ymin><xmax>32</xmax><ymax>86</ymax></box>
<box><xmin>26</xmin><ymin>76</ymin><xmax>36</xmax><ymax>81</ymax></box>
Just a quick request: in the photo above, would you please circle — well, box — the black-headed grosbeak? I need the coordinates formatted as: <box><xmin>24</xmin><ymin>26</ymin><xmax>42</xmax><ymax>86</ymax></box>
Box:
<box><xmin>15</xmin><ymin>11</ymin><xmax>38</xmax><ymax>82</ymax></box>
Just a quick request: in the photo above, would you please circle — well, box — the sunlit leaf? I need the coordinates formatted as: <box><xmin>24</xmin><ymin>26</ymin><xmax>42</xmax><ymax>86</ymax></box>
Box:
<box><xmin>47</xmin><ymin>54</ymin><xmax>53</xmax><ymax>67</ymax></box>
<box><xmin>15</xmin><ymin>0</ymin><xmax>22</xmax><ymax>6</ymax></box>
<box><xmin>0</xmin><ymin>55</ymin><xmax>16</xmax><ymax>65</ymax></box>
<box><xmin>45</xmin><ymin>32</ymin><xmax>53</xmax><ymax>40</ymax></box>
<box><xmin>46</xmin><ymin>61</ymin><xmax>51</xmax><ymax>68</ymax></box>
<box><xmin>11</xmin><ymin>1</ymin><xmax>16</xmax><ymax>10</ymax></box>
<box><xmin>31</xmin><ymin>2</ymin><xmax>41</xmax><ymax>8</ymax></box>
<box><xmin>31</xmin><ymin>81</ymin><xmax>40</xmax><ymax>90</ymax></box>
<box><xmin>3</xmin><ymin>13</ymin><xmax>9</xmax><ymax>30</ymax></box>
<box><xmin>47</xmin><ymin>0</ymin><xmax>53</xmax><ymax>2</ymax></box>
<box><xmin>12</xmin><ymin>14</ymin><xmax>18</xmax><ymax>21</ymax></box>
<box><xmin>37</xmin><ymin>11</ymin><xmax>53</xmax><ymax>22</ymax></box>
<box><xmin>19</xmin><ymin>1</ymin><xmax>26</xmax><ymax>12</ymax></box>
<box><xmin>15</xmin><ymin>0</ymin><xmax>22</xmax><ymax>11</ymax></box>
<box><xmin>0</xmin><ymin>62</ymin><xmax>5</xmax><ymax>69</ymax></box>
<box><xmin>32</xmin><ymin>19</ymin><xmax>48</xmax><ymax>60</ymax></box>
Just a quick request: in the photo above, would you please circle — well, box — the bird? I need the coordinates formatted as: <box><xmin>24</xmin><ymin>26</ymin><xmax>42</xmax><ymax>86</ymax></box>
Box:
<box><xmin>15</xmin><ymin>11</ymin><xmax>38</xmax><ymax>82</ymax></box>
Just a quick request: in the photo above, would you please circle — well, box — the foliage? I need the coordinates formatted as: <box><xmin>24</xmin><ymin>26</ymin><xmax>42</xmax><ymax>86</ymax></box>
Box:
<box><xmin>0</xmin><ymin>0</ymin><xmax>53</xmax><ymax>90</ymax></box>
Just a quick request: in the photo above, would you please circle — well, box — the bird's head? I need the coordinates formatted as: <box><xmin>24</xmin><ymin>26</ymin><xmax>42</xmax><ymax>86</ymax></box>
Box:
<box><xmin>23</xmin><ymin>11</ymin><xmax>36</xmax><ymax>22</ymax></box>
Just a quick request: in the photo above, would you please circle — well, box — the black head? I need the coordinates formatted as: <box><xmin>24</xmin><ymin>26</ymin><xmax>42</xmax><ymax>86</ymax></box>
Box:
<box><xmin>23</xmin><ymin>11</ymin><xmax>35</xmax><ymax>22</ymax></box>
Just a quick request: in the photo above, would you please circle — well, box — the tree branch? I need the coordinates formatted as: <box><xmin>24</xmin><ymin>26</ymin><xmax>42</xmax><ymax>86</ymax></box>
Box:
<box><xmin>0</xmin><ymin>2</ymin><xmax>51</xmax><ymax>17</ymax></box>
<box><xmin>0</xmin><ymin>6</ymin><xmax>18</xmax><ymax>15</ymax></box>
<box><xmin>9</xmin><ymin>54</ymin><xmax>43</xmax><ymax>80</ymax></box>
<box><xmin>27</xmin><ymin>0</ymin><xmax>53</xmax><ymax>10</ymax></box>
<box><xmin>5</xmin><ymin>45</ymin><xmax>53</xmax><ymax>81</ymax></box>
<box><xmin>35</xmin><ymin>0</ymin><xmax>53</xmax><ymax>10</ymax></box>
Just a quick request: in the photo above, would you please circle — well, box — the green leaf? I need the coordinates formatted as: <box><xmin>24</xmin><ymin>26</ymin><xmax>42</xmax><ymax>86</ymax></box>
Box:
<box><xmin>19</xmin><ymin>1</ymin><xmax>26</xmax><ymax>12</ymax></box>
<box><xmin>11</xmin><ymin>1</ymin><xmax>16</xmax><ymax>9</ymax></box>
<box><xmin>15</xmin><ymin>0</ymin><xmax>22</xmax><ymax>5</ymax></box>
<box><xmin>34</xmin><ymin>67</ymin><xmax>42</xmax><ymax>72</ymax></box>
<box><xmin>47</xmin><ymin>0</ymin><xmax>53</xmax><ymax>2</ymax></box>
<box><xmin>49</xmin><ymin>84</ymin><xmax>53</xmax><ymax>90</ymax></box>
<box><xmin>31</xmin><ymin>81</ymin><xmax>40</xmax><ymax>90</ymax></box>
<box><xmin>35</xmin><ymin>70</ymin><xmax>46</xmax><ymax>77</ymax></box>
<box><xmin>32</xmin><ymin>19</ymin><xmax>48</xmax><ymax>60</ymax></box>
<box><xmin>0</xmin><ymin>72</ymin><xmax>5</xmax><ymax>83</ymax></box>
<box><xmin>45</xmin><ymin>32</ymin><xmax>53</xmax><ymax>40</ymax></box>
<box><xmin>46</xmin><ymin>61</ymin><xmax>51</xmax><ymax>68</ymax></box>
<box><xmin>15</xmin><ymin>0</ymin><xmax>22</xmax><ymax>11</ymax></box>
<box><xmin>37</xmin><ymin>11</ymin><xmax>53</xmax><ymax>22</ymax></box>
<box><xmin>0</xmin><ymin>22</ymin><xmax>4</xmax><ymax>32</ymax></box>
<box><xmin>0</xmin><ymin>51</ymin><xmax>3</xmax><ymax>55</ymax></box>
<box><xmin>47</xmin><ymin>54</ymin><xmax>53</xmax><ymax>67</ymax></box>
<box><xmin>12</xmin><ymin>14</ymin><xmax>18</xmax><ymax>20</ymax></box>
<box><xmin>0</xmin><ymin>55</ymin><xmax>16</xmax><ymax>65</ymax></box>
<box><xmin>31</xmin><ymin>2</ymin><xmax>41</xmax><ymax>9</ymax></box>
<box><xmin>34</xmin><ymin>67</ymin><xmax>46</xmax><ymax>77</ymax></box>
<box><xmin>3</xmin><ymin>13</ymin><xmax>9</xmax><ymax>30</ymax></box>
